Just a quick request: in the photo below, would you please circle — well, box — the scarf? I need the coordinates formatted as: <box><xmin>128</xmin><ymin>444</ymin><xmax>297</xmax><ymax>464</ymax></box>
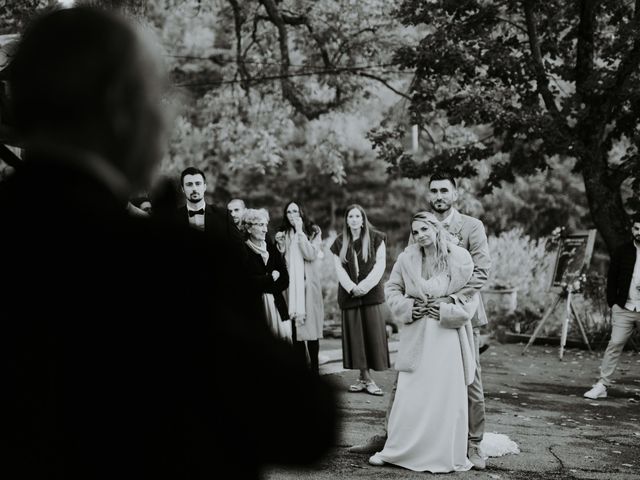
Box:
<box><xmin>246</xmin><ymin>239</ymin><xmax>269</xmax><ymax>264</ymax></box>
<box><xmin>246</xmin><ymin>240</ymin><xmax>292</xmax><ymax>342</ymax></box>
<box><xmin>285</xmin><ymin>231</ymin><xmax>306</xmax><ymax>321</ymax></box>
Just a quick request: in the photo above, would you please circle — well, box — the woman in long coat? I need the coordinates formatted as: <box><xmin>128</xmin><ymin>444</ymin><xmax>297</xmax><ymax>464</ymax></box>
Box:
<box><xmin>369</xmin><ymin>211</ymin><xmax>478</xmax><ymax>472</ymax></box>
<box><xmin>241</xmin><ymin>208</ymin><xmax>291</xmax><ymax>342</ymax></box>
<box><xmin>276</xmin><ymin>201</ymin><xmax>324</xmax><ymax>373</ymax></box>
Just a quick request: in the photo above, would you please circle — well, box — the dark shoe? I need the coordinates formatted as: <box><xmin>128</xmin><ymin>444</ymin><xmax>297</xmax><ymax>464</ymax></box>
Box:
<box><xmin>479</xmin><ymin>344</ymin><xmax>490</xmax><ymax>354</ymax></box>
<box><xmin>348</xmin><ymin>434</ymin><xmax>387</xmax><ymax>454</ymax></box>
<box><xmin>468</xmin><ymin>446</ymin><xmax>486</xmax><ymax>470</ymax></box>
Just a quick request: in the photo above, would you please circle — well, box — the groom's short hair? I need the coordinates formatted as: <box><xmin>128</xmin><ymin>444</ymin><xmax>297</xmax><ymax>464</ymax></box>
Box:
<box><xmin>180</xmin><ymin>166</ymin><xmax>206</xmax><ymax>185</ymax></box>
<box><xmin>428</xmin><ymin>172</ymin><xmax>457</xmax><ymax>189</ymax></box>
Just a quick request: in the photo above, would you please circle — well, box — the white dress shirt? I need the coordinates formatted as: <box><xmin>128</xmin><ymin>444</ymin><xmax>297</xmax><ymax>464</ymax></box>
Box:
<box><xmin>187</xmin><ymin>202</ymin><xmax>206</xmax><ymax>231</ymax></box>
<box><xmin>440</xmin><ymin>209</ymin><xmax>455</xmax><ymax>228</ymax></box>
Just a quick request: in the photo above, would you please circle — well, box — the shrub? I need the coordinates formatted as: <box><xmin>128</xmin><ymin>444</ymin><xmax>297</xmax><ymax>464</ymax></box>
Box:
<box><xmin>485</xmin><ymin>229</ymin><xmax>621</xmax><ymax>346</ymax></box>
<box><xmin>486</xmin><ymin>228</ymin><xmax>554</xmax><ymax>318</ymax></box>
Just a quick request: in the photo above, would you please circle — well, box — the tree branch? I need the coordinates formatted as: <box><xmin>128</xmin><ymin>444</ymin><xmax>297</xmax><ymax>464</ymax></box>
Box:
<box><xmin>257</xmin><ymin>0</ymin><xmax>298</xmax><ymax>106</ymax></box>
<box><xmin>420</xmin><ymin>125</ymin><xmax>437</xmax><ymax>147</ymax></box>
<box><xmin>603</xmin><ymin>6</ymin><xmax>640</xmax><ymax>122</ymax></box>
<box><xmin>333</xmin><ymin>27</ymin><xmax>377</xmax><ymax>64</ymax></box>
<box><xmin>304</xmin><ymin>24</ymin><xmax>332</xmax><ymax>69</ymax></box>
<box><xmin>522</xmin><ymin>0</ymin><xmax>562</xmax><ymax>120</ymax></box>
<box><xmin>258</xmin><ymin>0</ymin><xmax>344</xmax><ymax>119</ymax></box>
<box><xmin>280</xmin><ymin>12</ymin><xmax>307</xmax><ymax>26</ymax></box>
<box><xmin>575</xmin><ymin>0</ymin><xmax>596</xmax><ymax>99</ymax></box>
<box><xmin>355</xmin><ymin>71</ymin><xmax>411</xmax><ymax>99</ymax></box>
<box><xmin>495</xmin><ymin>16</ymin><xmax>528</xmax><ymax>34</ymax></box>
<box><xmin>228</xmin><ymin>0</ymin><xmax>252</xmax><ymax>92</ymax></box>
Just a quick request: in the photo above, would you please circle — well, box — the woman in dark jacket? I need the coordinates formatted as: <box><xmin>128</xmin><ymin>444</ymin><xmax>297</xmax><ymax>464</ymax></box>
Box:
<box><xmin>241</xmin><ymin>208</ymin><xmax>291</xmax><ymax>341</ymax></box>
<box><xmin>330</xmin><ymin>204</ymin><xmax>390</xmax><ymax>395</ymax></box>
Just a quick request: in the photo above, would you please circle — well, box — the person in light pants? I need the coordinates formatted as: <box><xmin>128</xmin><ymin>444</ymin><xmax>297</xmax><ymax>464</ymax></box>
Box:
<box><xmin>585</xmin><ymin>219</ymin><xmax>640</xmax><ymax>400</ymax></box>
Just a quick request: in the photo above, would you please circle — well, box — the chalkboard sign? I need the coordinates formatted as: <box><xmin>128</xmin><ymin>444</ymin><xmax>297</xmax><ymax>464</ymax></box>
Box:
<box><xmin>550</xmin><ymin>230</ymin><xmax>597</xmax><ymax>291</ymax></box>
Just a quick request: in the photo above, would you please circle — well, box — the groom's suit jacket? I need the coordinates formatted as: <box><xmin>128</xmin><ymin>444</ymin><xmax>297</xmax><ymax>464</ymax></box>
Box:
<box><xmin>444</xmin><ymin>209</ymin><xmax>491</xmax><ymax>327</ymax></box>
<box><xmin>175</xmin><ymin>204</ymin><xmax>265</xmax><ymax>323</ymax></box>
<box><xmin>175</xmin><ymin>204</ymin><xmax>242</xmax><ymax>244</ymax></box>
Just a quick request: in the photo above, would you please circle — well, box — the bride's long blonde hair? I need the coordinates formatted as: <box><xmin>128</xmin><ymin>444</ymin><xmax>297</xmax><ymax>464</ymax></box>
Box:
<box><xmin>411</xmin><ymin>211</ymin><xmax>450</xmax><ymax>274</ymax></box>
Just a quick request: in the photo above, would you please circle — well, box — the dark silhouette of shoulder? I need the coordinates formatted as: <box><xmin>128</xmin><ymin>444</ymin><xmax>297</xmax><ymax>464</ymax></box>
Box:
<box><xmin>0</xmin><ymin>161</ymin><xmax>337</xmax><ymax>479</ymax></box>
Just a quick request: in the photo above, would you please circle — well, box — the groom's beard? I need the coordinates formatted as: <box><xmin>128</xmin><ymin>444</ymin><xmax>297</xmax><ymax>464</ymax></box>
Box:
<box><xmin>430</xmin><ymin>201</ymin><xmax>450</xmax><ymax>213</ymax></box>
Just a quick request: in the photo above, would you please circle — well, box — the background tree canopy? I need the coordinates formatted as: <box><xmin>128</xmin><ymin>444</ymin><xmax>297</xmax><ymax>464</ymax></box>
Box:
<box><xmin>372</xmin><ymin>0</ymin><xmax>640</xmax><ymax>254</ymax></box>
<box><xmin>2</xmin><ymin>0</ymin><xmax>636</xmax><ymax>259</ymax></box>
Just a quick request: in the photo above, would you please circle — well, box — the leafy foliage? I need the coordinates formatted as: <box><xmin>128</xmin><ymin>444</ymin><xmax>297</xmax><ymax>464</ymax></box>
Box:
<box><xmin>486</xmin><ymin>228</ymin><xmax>553</xmax><ymax>314</ymax></box>
<box><xmin>0</xmin><ymin>1</ymin><xmax>53</xmax><ymax>34</ymax></box>
<box><xmin>479</xmin><ymin>156</ymin><xmax>591</xmax><ymax>237</ymax></box>
<box><xmin>373</xmin><ymin>0</ymin><xmax>640</xmax><ymax>253</ymax></box>
<box><xmin>143</xmin><ymin>0</ymin><xmax>420</xmax><ymax>232</ymax></box>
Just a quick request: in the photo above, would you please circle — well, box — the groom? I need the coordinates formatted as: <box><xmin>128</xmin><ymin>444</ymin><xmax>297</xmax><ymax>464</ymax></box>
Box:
<box><xmin>351</xmin><ymin>172</ymin><xmax>491</xmax><ymax>470</ymax></box>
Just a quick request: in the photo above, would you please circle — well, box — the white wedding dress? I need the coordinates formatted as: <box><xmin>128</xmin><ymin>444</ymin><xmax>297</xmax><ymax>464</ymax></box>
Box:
<box><xmin>373</xmin><ymin>269</ymin><xmax>473</xmax><ymax>473</ymax></box>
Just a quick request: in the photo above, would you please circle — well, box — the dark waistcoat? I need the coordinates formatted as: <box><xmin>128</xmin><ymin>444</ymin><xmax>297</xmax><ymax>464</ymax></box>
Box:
<box><xmin>330</xmin><ymin>230</ymin><xmax>386</xmax><ymax>309</ymax></box>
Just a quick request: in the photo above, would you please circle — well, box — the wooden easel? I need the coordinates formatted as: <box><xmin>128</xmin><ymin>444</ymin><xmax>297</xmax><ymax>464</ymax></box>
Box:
<box><xmin>522</xmin><ymin>287</ymin><xmax>592</xmax><ymax>359</ymax></box>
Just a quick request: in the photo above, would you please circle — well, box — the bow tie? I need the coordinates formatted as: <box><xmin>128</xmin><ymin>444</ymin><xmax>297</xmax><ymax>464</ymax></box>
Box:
<box><xmin>188</xmin><ymin>209</ymin><xmax>205</xmax><ymax>217</ymax></box>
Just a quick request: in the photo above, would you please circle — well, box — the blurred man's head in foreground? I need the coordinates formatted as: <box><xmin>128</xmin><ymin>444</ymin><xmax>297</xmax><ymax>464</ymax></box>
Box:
<box><xmin>8</xmin><ymin>6</ymin><xmax>168</xmax><ymax>191</ymax></box>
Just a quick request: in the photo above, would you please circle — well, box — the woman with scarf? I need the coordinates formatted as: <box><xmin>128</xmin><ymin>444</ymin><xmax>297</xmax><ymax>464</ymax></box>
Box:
<box><xmin>369</xmin><ymin>211</ymin><xmax>479</xmax><ymax>473</ymax></box>
<box><xmin>241</xmin><ymin>208</ymin><xmax>292</xmax><ymax>341</ymax></box>
<box><xmin>330</xmin><ymin>204</ymin><xmax>390</xmax><ymax>396</ymax></box>
<box><xmin>275</xmin><ymin>201</ymin><xmax>324</xmax><ymax>374</ymax></box>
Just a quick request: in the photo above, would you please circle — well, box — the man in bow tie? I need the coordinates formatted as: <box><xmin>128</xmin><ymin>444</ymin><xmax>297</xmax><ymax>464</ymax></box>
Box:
<box><xmin>176</xmin><ymin>166</ymin><xmax>267</xmax><ymax>325</ymax></box>
<box><xmin>177</xmin><ymin>166</ymin><xmax>243</xmax><ymax>242</ymax></box>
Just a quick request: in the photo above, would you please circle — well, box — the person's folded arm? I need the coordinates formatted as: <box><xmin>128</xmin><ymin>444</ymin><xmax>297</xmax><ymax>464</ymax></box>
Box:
<box><xmin>333</xmin><ymin>254</ymin><xmax>357</xmax><ymax>293</ymax></box>
<box><xmin>454</xmin><ymin>220</ymin><xmax>491</xmax><ymax>304</ymax></box>
<box><xmin>356</xmin><ymin>241</ymin><xmax>386</xmax><ymax>294</ymax></box>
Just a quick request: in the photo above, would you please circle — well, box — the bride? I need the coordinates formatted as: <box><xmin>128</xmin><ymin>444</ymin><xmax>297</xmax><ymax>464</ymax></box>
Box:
<box><xmin>369</xmin><ymin>211</ymin><xmax>479</xmax><ymax>472</ymax></box>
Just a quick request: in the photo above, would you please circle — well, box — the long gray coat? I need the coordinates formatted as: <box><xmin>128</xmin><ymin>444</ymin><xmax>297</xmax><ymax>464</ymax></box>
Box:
<box><xmin>281</xmin><ymin>229</ymin><xmax>325</xmax><ymax>341</ymax></box>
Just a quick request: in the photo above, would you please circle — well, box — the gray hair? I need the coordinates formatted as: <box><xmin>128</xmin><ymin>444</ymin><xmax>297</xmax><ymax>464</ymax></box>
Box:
<box><xmin>240</xmin><ymin>208</ymin><xmax>269</xmax><ymax>233</ymax></box>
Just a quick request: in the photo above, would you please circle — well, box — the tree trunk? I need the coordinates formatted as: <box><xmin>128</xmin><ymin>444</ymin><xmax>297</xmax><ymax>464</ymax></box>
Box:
<box><xmin>581</xmin><ymin>150</ymin><xmax>629</xmax><ymax>255</ymax></box>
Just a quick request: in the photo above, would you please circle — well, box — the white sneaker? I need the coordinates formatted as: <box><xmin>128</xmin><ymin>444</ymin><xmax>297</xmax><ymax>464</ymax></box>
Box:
<box><xmin>468</xmin><ymin>446</ymin><xmax>486</xmax><ymax>470</ymax></box>
<box><xmin>368</xmin><ymin>454</ymin><xmax>385</xmax><ymax>466</ymax></box>
<box><xmin>584</xmin><ymin>383</ymin><xmax>607</xmax><ymax>399</ymax></box>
